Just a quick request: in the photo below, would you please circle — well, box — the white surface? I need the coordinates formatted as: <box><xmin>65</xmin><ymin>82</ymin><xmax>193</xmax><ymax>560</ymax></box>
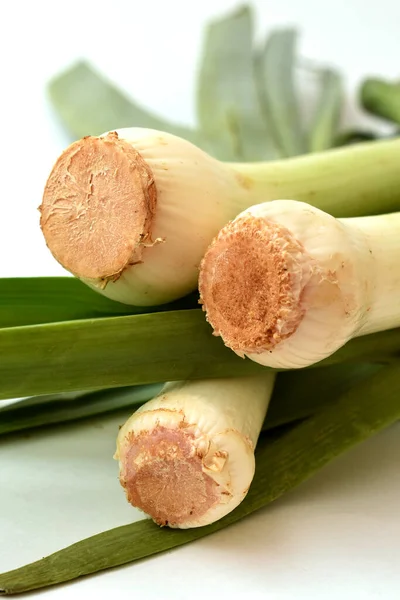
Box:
<box><xmin>0</xmin><ymin>0</ymin><xmax>399</xmax><ymax>598</ymax></box>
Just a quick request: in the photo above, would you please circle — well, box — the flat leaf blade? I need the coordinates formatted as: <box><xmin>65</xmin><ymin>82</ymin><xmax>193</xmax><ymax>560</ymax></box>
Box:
<box><xmin>0</xmin><ymin>384</ymin><xmax>163</xmax><ymax>436</ymax></box>
<box><xmin>267</xmin><ymin>362</ymin><xmax>383</xmax><ymax>428</ymax></box>
<box><xmin>0</xmin><ymin>363</ymin><xmax>381</xmax><ymax>437</ymax></box>
<box><xmin>0</xmin><ymin>278</ymin><xmax>198</xmax><ymax>328</ymax></box>
<box><xmin>255</xmin><ymin>29</ymin><xmax>305</xmax><ymax>157</ymax></box>
<box><xmin>361</xmin><ymin>78</ymin><xmax>400</xmax><ymax>125</ymax></box>
<box><xmin>0</xmin><ymin>310</ymin><xmax>263</xmax><ymax>400</ymax></box>
<box><xmin>196</xmin><ymin>6</ymin><xmax>278</xmax><ymax>161</ymax></box>
<box><xmin>0</xmin><ymin>309</ymin><xmax>399</xmax><ymax>400</ymax></box>
<box><xmin>49</xmin><ymin>61</ymin><xmax>200</xmax><ymax>143</ymax></box>
<box><xmin>309</xmin><ymin>68</ymin><xmax>343</xmax><ymax>152</ymax></box>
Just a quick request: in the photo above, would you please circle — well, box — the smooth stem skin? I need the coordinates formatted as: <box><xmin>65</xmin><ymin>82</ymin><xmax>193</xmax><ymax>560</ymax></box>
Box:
<box><xmin>232</xmin><ymin>136</ymin><xmax>400</xmax><ymax>217</ymax></box>
<box><xmin>1</xmin><ymin>362</ymin><xmax>399</xmax><ymax>594</ymax></box>
<box><xmin>350</xmin><ymin>212</ymin><xmax>400</xmax><ymax>336</ymax></box>
<box><xmin>41</xmin><ymin>130</ymin><xmax>400</xmax><ymax>308</ymax></box>
<box><xmin>116</xmin><ymin>375</ymin><xmax>274</xmax><ymax>528</ymax></box>
<box><xmin>361</xmin><ymin>78</ymin><xmax>400</xmax><ymax>125</ymax></box>
<box><xmin>199</xmin><ymin>200</ymin><xmax>400</xmax><ymax>369</ymax></box>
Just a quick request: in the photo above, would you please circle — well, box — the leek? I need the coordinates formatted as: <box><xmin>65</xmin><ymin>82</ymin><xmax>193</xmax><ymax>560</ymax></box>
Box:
<box><xmin>0</xmin><ymin>277</ymin><xmax>197</xmax><ymax>328</ymax></box>
<box><xmin>199</xmin><ymin>200</ymin><xmax>400</xmax><ymax>368</ymax></box>
<box><xmin>361</xmin><ymin>78</ymin><xmax>400</xmax><ymax>126</ymax></box>
<box><xmin>0</xmin><ymin>385</ymin><xmax>163</xmax><ymax>436</ymax></box>
<box><xmin>116</xmin><ymin>375</ymin><xmax>275</xmax><ymax>528</ymax></box>
<box><xmin>0</xmin><ymin>363</ymin><xmax>382</xmax><ymax>437</ymax></box>
<box><xmin>40</xmin><ymin>130</ymin><xmax>400</xmax><ymax>306</ymax></box>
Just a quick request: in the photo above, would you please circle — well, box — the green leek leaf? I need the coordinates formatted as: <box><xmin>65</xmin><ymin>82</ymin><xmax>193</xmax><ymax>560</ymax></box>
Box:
<box><xmin>267</xmin><ymin>362</ymin><xmax>383</xmax><ymax>427</ymax></box>
<box><xmin>0</xmin><ymin>384</ymin><xmax>163</xmax><ymax>436</ymax></box>
<box><xmin>196</xmin><ymin>5</ymin><xmax>278</xmax><ymax>161</ymax></box>
<box><xmin>48</xmin><ymin>61</ymin><xmax>200</xmax><ymax>143</ymax></box>
<box><xmin>361</xmin><ymin>78</ymin><xmax>400</xmax><ymax>125</ymax></box>
<box><xmin>0</xmin><ymin>308</ymin><xmax>399</xmax><ymax>401</ymax></box>
<box><xmin>0</xmin><ymin>277</ymin><xmax>198</xmax><ymax>328</ymax></box>
<box><xmin>255</xmin><ymin>29</ymin><xmax>305</xmax><ymax>157</ymax></box>
<box><xmin>334</xmin><ymin>129</ymin><xmax>379</xmax><ymax>147</ymax></box>
<box><xmin>308</xmin><ymin>68</ymin><xmax>343</xmax><ymax>152</ymax></box>
<box><xmin>0</xmin><ymin>363</ymin><xmax>382</xmax><ymax>438</ymax></box>
<box><xmin>1</xmin><ymin>362</ymin><xmax>399</xmax><ymax>594</ymax></box>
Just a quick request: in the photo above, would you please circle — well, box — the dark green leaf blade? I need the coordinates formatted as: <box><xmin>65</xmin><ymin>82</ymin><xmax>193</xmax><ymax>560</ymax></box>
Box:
<box><xmin>0</xmin><ymin>384</ymin><xmax>163</xmax><ymax>436</ymax></box>
<box><xmin>361</xmin><ymin>78</ymin><xmax>400</xmax><ymax>125</ymax></box>
<box><xmin>0</xmin><ymin>308</ymin><xmax>399</xmax><ymax>401</ymax></box>
<box><xmin>48</xmin><ymin>61</ymin><xmax>200</xmax><ymax>143</ymax></box>
<box><xmin>1</xmin><ymin>362</ymin><xmax>399</xmax><ymax>594</ymax></box>
<box><xmin>0</xmin><ymin>278</ymin><xmax>198</xmax><ymax>328</ymax></box>
<box><xmin>1</xmin><ymin>363</ymin><xmax>381</xmax><ymax>437</ymax></box>
<box><xmin>266</xmin><ymin>362</ymin><xmax>383</xmax><ymax>429</ymax></box>
<box><xmin>308</xmin><ymin>68</ymin><xmax>343</xmax><ymax>152</ymax></box>
<box><xmin>196</xmin><ymin>5</ymin><xmax>278</xmax><ymax>161</ymax></box>
<box><xmin>0</xmin><ymin>309</ymin><xmax>400</xmax><ymax>398</ymax></box>
<box><xmin>334</xmin><ymin>129</ymin><xmax>379</xmax><ymax>147</ymax></box>
<box><xmin>0</xmin><ymin>310</ymin><xmax>263</xmax><ymax>400</ymax></box>
<box><xmin>255</xmin><ymin>29</ymin><xmax>305</xmax><ymax>157</ymax></box>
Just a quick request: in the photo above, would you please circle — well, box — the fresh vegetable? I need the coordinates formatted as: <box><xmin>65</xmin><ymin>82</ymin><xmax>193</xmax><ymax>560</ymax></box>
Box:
<box><xmin>196</xmin><ymin>5</ymin><xmax>279</xmax><ymax>161</ymax></box>
<box><xmin>1</xmin><ymin>361</ymin><xmax>399</xmax><ymax>594</ymax></box>
<box><xmin>40</xmin><ymin>129</ymin><xmax>400</xmax><ymax>307</ymax></box>
<box><xmin>1</xmin><ymin>308</ymin><xmax>399</xmax><ymax>401</ymax></box>
<box><xmin>0</xmin><ymin>277</ymin><xmax>198</xmax><ymax>329</ymax></box>
<box><xmin>49</xmin><ymin>9</ymin><xmax>308</xmax><ymax>163</ymax></box>
<box><xmin>116</xmin><ymin>375</ymin><xmax>274</xmax><ymax>528</ymax></box>
<box><xmin>308</xmin><ymin>68</ymin><xmax>343</xmax><ymax>152</ymax></box>
<box><xmin>199</xmin><ymin>199</ymin><xmax>400</xmax><ymax>368</ymax></box>
<box><xmin>0</xmin><ymin>363</ymin><xmax>384</xmax><ymax>437</ymax></box>
<box><xmin>361</xmin><ymin>77</ymin><xmax>400</xmax><ymax>126</ymax></box>
<box><xmin>49</xmin><ymin>61</ymin><xmax>201</xmax><ymax>145</ymax></box>
<box><xmin>0</xmin><ymin>384</ymin><xmax>163</xmax><ymax>436</ymax></box>
<box><xmin>2</xmin><ymin>4</ymin><xmax>399</xmax><ymax>595</ymax></box>
<box><xmin>254</xmin><ymin>29</ymin><xmax>305</xmax><ymax>157</ymax></box>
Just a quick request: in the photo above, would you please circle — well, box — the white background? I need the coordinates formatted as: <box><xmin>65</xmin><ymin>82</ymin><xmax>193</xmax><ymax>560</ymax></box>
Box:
<box><xmin>0</xmin><ymin>1</ymin><xmax>400</xmax><ymax>598</ymax></box>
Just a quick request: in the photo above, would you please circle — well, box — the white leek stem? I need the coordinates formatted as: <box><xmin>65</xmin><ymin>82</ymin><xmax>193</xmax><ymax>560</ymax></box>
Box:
<box><xmin>40</xmin><ymin>128</ymin><xmax>400</xmax><ymax>306</ymax></box>
<box><xmin>348</xmin><ymin>213</ymin><xmax>400</xmax><ymax>336</ymax></box>
<box><xmin>199</xmin><ymin>200</ymin><xmax>400</xmax><ymax>369</ymax></box>
<box><xmin>115</xmin><ymin>374</ymin><xmax>275</xmax><ymax>528</ymax></box>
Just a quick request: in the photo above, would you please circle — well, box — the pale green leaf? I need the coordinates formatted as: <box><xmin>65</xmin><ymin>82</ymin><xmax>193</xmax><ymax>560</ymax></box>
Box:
<box><xmin>255</xmin><ymin>29</ymin><xmax>305</xmax><ymax>157</ymax></box>
<box><xmin>196</xmin><ymin>5</ymin><xmax>279</xmax><ymax>161</ymax></box>
<box><xmin>49</xmin><ymin>61</ymin><xmax>200</xmax><ymax>143</ymax></box>
<box><xmin>309</xmin><ymin>68</ymin><xmax>343</xmax><ymax>152</ymax></box>
<box><xmin>361</xmin><ymin>78</ymin><xmax>400</xmax><ymax>125</ymax></box>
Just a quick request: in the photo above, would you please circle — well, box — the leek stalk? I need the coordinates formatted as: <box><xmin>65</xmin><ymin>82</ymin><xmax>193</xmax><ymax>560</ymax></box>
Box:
<box><xmin>199</xmin><ymin>200</ymin><xmax>400</xmax><ymax>368</ymax></box>
<box><xmin>40</xmin><ymin>130</ymin><xmax>400</xmax><ymax>306</ymax></box>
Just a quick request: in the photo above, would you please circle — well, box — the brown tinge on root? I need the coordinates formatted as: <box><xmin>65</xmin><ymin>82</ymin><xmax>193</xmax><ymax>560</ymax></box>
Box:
<box><xmin>199</xmin><ymin>214</ymin><xmax>309</xmax><ymax>355</ymax></box>
<box><xmin>39</xmin><ymin>132</ymin><xmax>157</xmax><ymax>283</ymax></box>
<box><xmin>120</xmin><ymin>427</ymin><xmax>220</xmax><ymax>527</ymax></box>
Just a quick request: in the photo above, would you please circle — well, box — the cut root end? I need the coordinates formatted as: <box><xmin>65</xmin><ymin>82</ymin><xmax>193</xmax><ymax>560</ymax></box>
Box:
<box><xmin>119</xmin><ymin>426</ymin><xmax>222</xmax><ymax>528</ymax></box>
<box><xmin>40</xmin><ymin>132</ymin><xmax>157</xmax><ymax>283</ymax></box>
<box><xmin>199</xmin><ymin>214</ymin><xmax>310</xmax><ymax>355</ymax></box>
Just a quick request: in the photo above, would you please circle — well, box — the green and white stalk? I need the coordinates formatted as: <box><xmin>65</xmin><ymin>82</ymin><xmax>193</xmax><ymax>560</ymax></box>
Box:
<box><xmin>199</xmin><ymin>200</ymin><xmax>400</xmax><ymax>369</ymax></box>
<box><xmin>40</xmin><ymin>128</ymin><xmax>400</xmax><ymax>306</ymax></box>
<box><xmin>115</xmin><ymin>374</ymin><xmax>275</xmax><ymax>528</ymax></box>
